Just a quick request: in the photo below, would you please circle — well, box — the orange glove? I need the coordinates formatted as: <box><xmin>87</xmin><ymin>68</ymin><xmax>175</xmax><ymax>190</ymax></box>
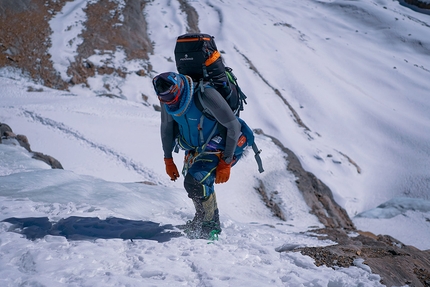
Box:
<box><xmin>215</xmin><ymin>158</ymin><xmax>231</xmax><ymax>184</ymax></box>
<box><xmin>164</xmin><ymin>158</ymin><xmax>180</xmax><ymax>181</ymax></box>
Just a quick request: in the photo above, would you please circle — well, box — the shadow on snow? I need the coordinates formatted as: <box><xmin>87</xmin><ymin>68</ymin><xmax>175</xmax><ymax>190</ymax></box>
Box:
<box><xmin>2</xmin><ymin>216</ymin><xmax>182</xmax><ymax>243</ymax></box>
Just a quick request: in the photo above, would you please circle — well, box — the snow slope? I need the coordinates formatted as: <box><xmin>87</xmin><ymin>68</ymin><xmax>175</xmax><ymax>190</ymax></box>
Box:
<box><xmin>0</xmin><ymin>117</ymin><xmax>382</xmax><ymax>286</ymax></box>
<box><xmin>1</xmin><ymin>0</ymin><xmax>430</xmax><ymax>286</ymax></box>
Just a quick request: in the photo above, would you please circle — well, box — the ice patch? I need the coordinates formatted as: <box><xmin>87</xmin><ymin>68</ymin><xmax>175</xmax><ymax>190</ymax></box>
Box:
<box><xmin>356</xmin><ymin>197</ymin><xmax>430</xmax><ymax>219</ymax></box>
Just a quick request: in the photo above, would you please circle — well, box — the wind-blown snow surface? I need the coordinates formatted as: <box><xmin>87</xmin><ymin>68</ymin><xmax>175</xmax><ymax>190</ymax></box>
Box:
<box><xmin>1</xmin><ymin>0</ymin><xmax>430</xmax><ymax>285</ymax></box>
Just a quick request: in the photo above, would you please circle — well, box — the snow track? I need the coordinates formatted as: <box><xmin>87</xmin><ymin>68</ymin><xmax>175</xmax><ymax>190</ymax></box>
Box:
<box><xmin>21</xmin><ymin>109</ymin><xmax>161</xmax><ymax>184</ymax></box>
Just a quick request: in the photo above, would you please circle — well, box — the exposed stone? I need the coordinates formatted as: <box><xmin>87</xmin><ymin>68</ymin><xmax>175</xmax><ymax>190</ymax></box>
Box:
<box><xmin>178</xmin><ymin>0</ymin><xmax>200</xmax><ymax>33</ymax></box>
<box><xmin>0</xmin><ymin>122</ymin><xmax>13</xmax><ymax>135</ymax></box>
<box><xmin>0</xmin><ymin>122</ymin><xmax>63</xmax><ymax>169</ymax></box>
<box><xmin>0</xmin><ymin>0</ymin><xmax>68</xmax><ymax>89</ymax></box>
<box><xmin>255</xmin><ymin>179</ymin><xmax>286</xmax><ymax>221</ymax></box>
<box><xmin>137</xmin><ymin>181</ymin><xmax>157</xmax><ymax>186</ymax></box>
<box><xmin>68</xmin><ymin>0</ymin><xmax>152</xmax><ymax>86</ymax></box>
<box><xmin>15</xmin><ymin>134</ymin><xmax>31</xmax><ymax>152</ymax></box>
<box><xmin>256</xmin><ymin>129</ymin><xmax>355</xmax><ymax>230</ymax></box>
<box><xmin>4</xmin><ymin>130</ymin><xmax>16</xmax><ymax>137</ymax></box>
<box><xmin>294</xmin><ymin>228</ymin><xmax>430</xmax><ymax>287</ymax></box>
<box><xmin>97</xmin><ymin>93</ymin><xmax>124</xmax><ymax>99</ymax></box>
<box><xmin>32</xmin><ymin>152</ymin><xmax>64</xmax><ymax>169</ymax></box>
<box><xmin>27</xmin><ymin>86</ymin><xmax>44</xmax><ymax>92</ymax></box>
<box><xmin>404</xmin><ymin>0</ymin><xmax>430</xmax><ymax>9</ymax></box>
<box><xmin>257</xmin><ymin>129</ymin><xmax>430</xmax><ymax>286</ymax></box>
<box><xmin>136</xmin><ymin>69</ymin><xmax>146</xmax><ymax>77</ymax></box>
<box><xmin>0</xmin><ymin>0</ymin><xmax>152</xmax><ymax>90</ymax></box>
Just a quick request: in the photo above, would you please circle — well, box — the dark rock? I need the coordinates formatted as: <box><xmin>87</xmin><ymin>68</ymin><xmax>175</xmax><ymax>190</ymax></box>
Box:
<box><xmin>404</xmin><ymin>0</ymin><xmax>430</xmax><ymax>9</ymax></box>
<box><xmin>15</xmin><ymin>134</ymin><xmax>31</xmax><ymax>152</ymax></box>
<box><xmin>136</xmin><ymin>181</ymin><xmax>157</xmax><ymax>186</ymax></box>
<box><xmin>0</xmin><ymin>122</ymin><xmax>13</xmax><ymax>136</ymax></box>
<box><xmin>294</xmin><ymin>228</ymin><xmax>430</xmax><ymax>287</ymax></box>
<box><xmin>0</xmin><ymin>0</ymin><xmax>68</xmax><ymax>89</ymax></box>
<box><xmin>27</xmin><ymin>86</ymin><xmax>44</xmax><ymax>92</ymax></box>
<box><xmin>255</xmin><ymin>179</ymin><xmax>286</xmax><ymax>221</ymax></box>
<box><xmin>178</xmin><ymin>0</ymin><xmax>200</xmax><ymax>33</ymax></box>
<box><xmin>256</xmin><ymin>130</ymin><xmax>355</xmax><ymax>230</ymax></box>
<box><xmin>136</xmin><ymin>69</ymin><xmax>146</xmax><ymax>76</ymax></box>
<box><xmin>97</xmin><ymin>93</ymin><xmax>125</xmax><ymax>99</ymax></box>
<box><xmin>0</xmin><ymin>122</ymin><xmax>13</xmax><ymax>144</ymax></box>
<box><xmin>0</xmin><ymin>0</ymin><xmax>35</xmax><ymax>13</ymax></box>
<box><xmin>257</xmin><ymin>129</ymin><xmax>430</xmax><ymax>286</ymax></box>
<box><xmin>32</xmin><ymin>152</ymin><xmax>63</xmax><ymax>169</ymax></box>
<box><xmin>0</xmin><ymin>0</ymin><xmax>153</xmax><ymax>90</ymax></box>
<box><xmin>0</xmin><ymin>122</ymin><xmax>63</xmax><ymax>169</ymax></box>
<box><xmin>67</xmin><ymin>0</ymin><xmax>152</xmax><ymax>87</ymax></box>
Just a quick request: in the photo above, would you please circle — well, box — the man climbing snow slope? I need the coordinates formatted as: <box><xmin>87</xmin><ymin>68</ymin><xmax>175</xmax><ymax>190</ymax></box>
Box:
<box><xmin>152</xmin><ymin>33</ymin><xmax>262</xmax><ymax>240</ymax></box>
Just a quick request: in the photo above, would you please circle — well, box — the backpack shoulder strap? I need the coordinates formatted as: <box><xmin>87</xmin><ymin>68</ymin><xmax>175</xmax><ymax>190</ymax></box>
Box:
<box><xmin>194</xmin><ymin>80</ymin><xmax>216</xmax><ymax>120</ymax></box>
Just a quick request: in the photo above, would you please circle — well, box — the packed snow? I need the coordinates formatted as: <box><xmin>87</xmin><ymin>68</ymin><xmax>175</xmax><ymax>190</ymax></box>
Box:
<box><xmin>1</xmin><ymin>0</ymin><xmax>430</xmax><ymax>286</ymax></box>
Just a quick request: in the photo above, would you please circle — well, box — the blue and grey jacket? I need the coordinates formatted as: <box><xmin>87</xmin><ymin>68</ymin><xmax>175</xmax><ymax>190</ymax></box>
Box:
<box><xmin>160</xmin><ymin>84</ymin><xmax>241</xmax><ymax>164</ymax></box>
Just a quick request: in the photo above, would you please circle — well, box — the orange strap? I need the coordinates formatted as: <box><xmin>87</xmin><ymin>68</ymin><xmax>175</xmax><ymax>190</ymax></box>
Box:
<box><xmin>177</xmin><ymin>37</ymin><xmax>211</xmax><ymax>43</ymax></box>
<box><xmin>205</xmin><ymin>50</ymin><xmax>221</xmax><ymax>66</ymax></box>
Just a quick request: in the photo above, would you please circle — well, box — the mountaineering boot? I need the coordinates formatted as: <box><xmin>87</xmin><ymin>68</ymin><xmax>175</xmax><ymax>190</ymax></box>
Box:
<box><xmin>181</xmin><ymin>200</ymin><xmax>204</xmax><ymax>235</ymax></box>
<box><xmin>201</xmin><ymin>208</ymin><xmax>221</xmax><ymax>240</ymax></box>
<box><xmin>183</xmin><ymin>193</ymin><xmax>221</xmax><ymax>239</ymax></box>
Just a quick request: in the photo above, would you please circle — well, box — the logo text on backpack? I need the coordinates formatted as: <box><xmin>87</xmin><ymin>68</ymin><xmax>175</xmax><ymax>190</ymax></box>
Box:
<box><xmin>180</xmin><ymin>54</ymin><xmax>194</xmax><ymax>61</ymax></box>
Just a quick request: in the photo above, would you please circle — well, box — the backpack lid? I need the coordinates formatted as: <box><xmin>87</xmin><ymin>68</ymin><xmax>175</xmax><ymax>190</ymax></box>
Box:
<box><xmin>174</xmin><ymin>33</ymin><xmax>219</xmax><ymax>80</ymax></box>
<box><xmin>176</xmin><ymin>34</ymin><xmax>213</xmax><ymax>43</ymax></box>
<box><xmin>176</xmin><ymin>33</ymin><xmax>214</xmax><ymax>42</ymax></box>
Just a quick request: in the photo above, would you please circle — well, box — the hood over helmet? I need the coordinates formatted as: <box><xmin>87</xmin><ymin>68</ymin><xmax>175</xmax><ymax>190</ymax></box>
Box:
<box><xmin>153</xmin><ymin>72</ymin><xmax>193</xmax><ymax>111</ymax></box>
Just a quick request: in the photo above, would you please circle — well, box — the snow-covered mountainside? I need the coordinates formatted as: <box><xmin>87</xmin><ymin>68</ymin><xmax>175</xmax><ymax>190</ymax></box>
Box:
<box><xmin>1</xmin><ymin>0</ymin><xmax>430</xmax><ymax>286</ymax></box>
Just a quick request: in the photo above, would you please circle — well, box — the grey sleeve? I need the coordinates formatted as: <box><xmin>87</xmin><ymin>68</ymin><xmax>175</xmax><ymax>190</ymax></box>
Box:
<box><xmin>160</xmin><ymin>103</ymin><xmax>177</xmax><ymax>159</ymax></box>
<box><xmin>201</xmin><ymin>87</ymin><xmax>242</xmax><ymax>163</ymax></box>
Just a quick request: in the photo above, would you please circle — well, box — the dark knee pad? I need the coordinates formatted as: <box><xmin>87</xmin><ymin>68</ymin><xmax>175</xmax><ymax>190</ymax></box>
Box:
<box><xmin>184</xmin><ymin>173</ymin><xmax>204</xmax><ymax>199</ymax></box>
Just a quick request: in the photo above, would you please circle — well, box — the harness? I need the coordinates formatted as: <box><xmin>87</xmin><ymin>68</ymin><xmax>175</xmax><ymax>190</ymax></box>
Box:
<box><xmin>167</xmin><ymin>84</ymin><xmax>264</xmax><ymax>176</ymax></box>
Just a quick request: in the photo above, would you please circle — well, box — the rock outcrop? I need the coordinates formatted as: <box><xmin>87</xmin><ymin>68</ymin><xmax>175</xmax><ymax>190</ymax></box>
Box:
<box><xmin>297</xmin><ymin>228</ymin><xmax>430</xmax><ymax>287</ymax></box>
<box><xmin>255</xmin><ymin>130</ymin><xmax>430</xmax><ymax>286</ymax></box>
<box><xmin>255</xmin><ymin>129</ymin><xmax>355</xmax><ymax>230</ymax></box>
<box><xmin>0</xmin><ymin>123</ymin><xmax>63</xmax><ymax>169</ymax></box>
<box><xmin>68</xmin><ymin>0</ymin><xmax>152</xmax><ymax>86</ymax></box>
<box><xmin>0</xmin><ymin>0</ymin><xmax>67</xmax><ymax>89</ymax></box>
<box><xmin>0</xmin><ymin>0</ymin><xmax>152</xmax><ymax>90</ymax></box>
<box><xmin>404</xmin><ymin>0</ymin><xmax>430</xmax><ymax>9</ymax></box>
